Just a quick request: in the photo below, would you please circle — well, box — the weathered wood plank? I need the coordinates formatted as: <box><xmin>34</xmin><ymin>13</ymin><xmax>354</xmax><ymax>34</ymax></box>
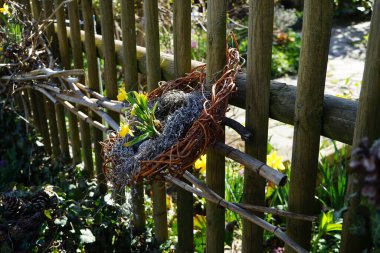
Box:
<box><xmin>67</xmin><ymin>0</ymin><xmax>94</xmax><ymax>176</ymax></box>
<box><xmin>42</xmin><ymin>0</ymin><xmax>65</xmax><ymax>160</ymax></box>
<box><xmin>340</xmin><ymin>0</ymin><xmax>380</xmax><ymax>252</ymax></box>
<box><xmin>81</xmin><ymin>0</ymin><xmax>107</xmax><ymax>193</ymax></box>
<box><xmin>173</xmin><ymin>0</ymin><xmax>194</xmax><ymax>252</ymax></box>
<box><xmin>99</xmin><ymin>0</ymin><xmax>119</xmax><ymax>123</ymax></box>
<box><xmin>285</xmin><ymin>1</ymin><xmax>334</xmax><ymax>251</ymax></box>
<box><xmin>55</xmin><ymin>0</ymin><xmax>80</xmax><ymax>163</ymax></box>
<box><xmin>120</xmin><ymin>0</ymin><xmax>145</xmax><ymax>235</ymax></box>
<box><xmin>30</xmin><ymin>0</ymin><xmax>52</xmax><ymax>154</ymax></box>
<box><xmin>243</xmin><ymin>2</ymin><xmax>274</xmax><ymax>252</ymax></box>
<box><xmin>65</xmin><ymin>29</ymin><xmax>357</xmax><ymax>145</ymax></box>
<box><xmin>144</xmin><ymin>0</ymin><xmax>168</xmax><ymax>244</ymax></box>
<box><xmin>206</xmin><ymin>1</ymin><xmax>227</xmax><ymax>252</ymax></box>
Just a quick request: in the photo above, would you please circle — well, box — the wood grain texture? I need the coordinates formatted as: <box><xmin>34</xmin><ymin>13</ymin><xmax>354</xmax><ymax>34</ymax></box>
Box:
<box><xmin>285</xmin><ymin>1</ymin><xmax>334</xmax><ymax>251</ymax></box>
<box><xmin>29</xmin><ymin>0</ymin><xmax>52</xmax><ymax>154</ymax></box>
<box><xmin>36</xmin><ymin>93</ymin><xmax>52</xmax><ymax>155</ymax></box>
<box><xmin>99</xmin><ymin>0</ymin><xmax>119</xmax><ymax>123</ymax></box>
<box><xmin>144</xmin><ymin>0</ymin><xmax>168</xmax><ymax>244</ymax></box>
<box><xmin>173</xmin><ymin>0</ymin><xmax>193</xmax><ymax>252</ymax></box>
<box><xmin>64</xmin><ymin>30</ymin><xmax>357</xmax><ymax>145</ymax></box>
<box><xmin>121</xmin><ymin>0</ymin><xmax>138</xmax><ymax>91</ymax></box>
<box><xmin>243</xmin><ymin>1</ymin><xmax>274</xmax><ymax>252</ymax></box>
<box><xmin>120</xmin><ymin>0</ymin><xmax>145</xmax><ymax>234</ymax></box>
<box><xmin>205</xmin><ymin>1</ymin><xmax>227</xmax><ymax>252</ymax></box>
<box><xmin>43</xmin><ymin>0</ymin><xmax>66</xmax><ymax>160</ymax></box>
<box><xmin>54</xmin><ymin>0</ymin><xmax>80</xmax><ymax>163</ymax></box>
<box><xmin>340</xmin><ymin>0</ymin><xmax>380</xmax><ymax>252</ymax></box>
<box><xmin>67</xmin><ymin>0</ymin><xmax>94</xmax><ymax>175</ymax></box>
<box><xmin>81</xmin><ymin>0</ymin><xmax>107</xmax><ymax>193</ymax></box>
<box><xmin>231</xmin><ymin>78</ymin><xmax>357</xmax><ymax>145</ymax></box>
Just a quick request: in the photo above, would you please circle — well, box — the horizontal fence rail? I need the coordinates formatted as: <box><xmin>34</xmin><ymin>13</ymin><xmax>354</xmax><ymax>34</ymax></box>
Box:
<box><xmin>8</xmin><ymin>0</ymin><xmax>378</xmax><ymax>251</ymax></box>
<box><xmin>63</xmin><ymin>27</ymin><xmax>357</xmax><ymax>145</ymax></box>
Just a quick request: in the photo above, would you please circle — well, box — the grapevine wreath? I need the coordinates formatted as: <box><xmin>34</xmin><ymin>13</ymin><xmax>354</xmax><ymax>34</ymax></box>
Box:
<box><xmin>101</xmin><ymin>36</ymin><xmax>241</xmax><ymax>187</ymax></box>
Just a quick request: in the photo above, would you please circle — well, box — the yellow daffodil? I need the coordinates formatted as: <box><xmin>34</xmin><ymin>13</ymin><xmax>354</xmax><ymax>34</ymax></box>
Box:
<box><xmin>266</xmin><ymin>151</ymin><xmax>285</xmax><ymax>171</ymax></box>
<box><xmin>117</xmin><ymin>88</ymin><xmax>127</xmax><ymax>101</ymax></box>
<box><xmin>194</xmin><ymin>155</ymin><xmax>206</xmax><ymax>175</ymax></box>
<box><xmin>119</xmin><ymin>123</ymin><xmax>134</xmax><ymax>138</ymax></box>
<box><xmin>0</xmin><ymin>3</ymin><xmax>11</xmax><ymax>16</ymax></box>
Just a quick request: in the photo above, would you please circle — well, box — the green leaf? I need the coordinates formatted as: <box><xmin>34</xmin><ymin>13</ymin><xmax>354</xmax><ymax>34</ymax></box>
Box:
<box><xmin>44</xmin><ymin>209</ymin><xmax>52</xmax><ymax>220</ymax></box>
<box><xmin>79</xmin><ymin>229</ymin><xmax>96</xmax><ymax>244</ymax></box>
<box><xmin>152</xmin><ymin>101</ymin><xmax>158</xmax><ymax>114</ymax></box>
<box><xmin>124</xmin><ymin>132</ymin><xmax>151</xmax><ymax>147</ymax></box>
<box><xmin>326</xmin><ymin>223</ymin><xmax>342</xmax><ymax>233</ymax></box>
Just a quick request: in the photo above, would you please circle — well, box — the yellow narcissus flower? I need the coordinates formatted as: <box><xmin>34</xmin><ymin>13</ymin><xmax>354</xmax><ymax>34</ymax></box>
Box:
<box><xmin>0</xmin><ymin>3</ymin><xmax>11</xmax><ymax>16</ymax></box>
<box><xmin>194</xmin><ymin>155</ymin><xmax>206</xmax><ymax>175</ymax></box>
<box><xmin>117</xmin><ymin>88</ymin><xmax>127</xmax><ymax>101</ymax></box>
<box><xmin>267</xmin><ymin>151</ymin><xmax>285</xmax><ymax>171</ymax></box>
<box><xmin>119</xmin><ymin>123</ymin><xmax>134</xmax><ymax>138</ymax></box>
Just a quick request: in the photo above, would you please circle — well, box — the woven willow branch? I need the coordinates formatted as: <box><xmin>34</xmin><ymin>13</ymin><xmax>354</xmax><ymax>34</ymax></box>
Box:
<box><xmin>165</xmin><ymin>171</ymin><xmax>309</xmax><ymax>253</ymax></box>
<box><xmin>1</xmin><ymin>68</ymin><xmax>308</xmax><ymax>252</ymax></box>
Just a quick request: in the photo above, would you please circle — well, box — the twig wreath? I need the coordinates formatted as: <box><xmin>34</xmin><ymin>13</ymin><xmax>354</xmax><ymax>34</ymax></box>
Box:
<box><xmin>101</xmin><ymin>35</ymin><xmax>241</xmax><ymax>187</ymax></box>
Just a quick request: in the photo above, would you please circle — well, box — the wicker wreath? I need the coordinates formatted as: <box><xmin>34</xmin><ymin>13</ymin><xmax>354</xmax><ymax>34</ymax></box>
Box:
<box><xmin>101</xmin><ymin>39</ymin><xmax>241</xmax><ymax>186</ymax></box>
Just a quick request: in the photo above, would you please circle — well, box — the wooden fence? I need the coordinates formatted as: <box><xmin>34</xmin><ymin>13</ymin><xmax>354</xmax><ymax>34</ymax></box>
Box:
<box><xmin>15</xmin><ymin>0</ymin><xmax>380</xmax><ymax>252</ymax></box>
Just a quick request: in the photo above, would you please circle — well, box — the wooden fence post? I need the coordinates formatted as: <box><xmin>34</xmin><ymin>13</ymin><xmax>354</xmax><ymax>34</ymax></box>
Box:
<box><xmin>173</xmin><ymin>0</ymin><xmax>194</xmax><ymax>252</ymax></box>
<box><xmin>242</xmin><ymin>1</ymin><xmax>274</xmax><ymax>252</ymax></box>
<box><xmin>99</xmin><ymin>0</ymin><xmax>119</xmax><ymax>124</ymax></box>
<box><xmin>42</xmin><ymin>0</ymin><xmax>64</xmax><ymax>159</ymax></box>
<box><xmin>340</xmin><ymin>0</ymin><xmax>380</xmax><ymax>252</ymax></box>
<box><xmin>285</xmin><ymin>0</ymin><xmax>334</xmax><ymax>252</ymax></box>
<box><xmin>120</xmin><ymin>0</ymin><xmax>146</xmax><ymax>235</ymax></box>
<box><xmin>22</xmin><ymin>0</ymin><xmax>38</xmax><ymax>139</ymax></box>
<box><xmin>54</xmin><ymin>0</ymin><xmax>81</xmax><ymax>163</ymax></box>
<box><xmin>29</xmin><ymin>0</ymin><xmax>52</xmax><ymax>155</ymax></box>
<box><xmin>205</xmin><ymin>1</ymin><xmax>227</xmax><ymax>252</ymax></box>
<box><xmin>144</xmin><ymin>0</ymin><xmax>168</xmax><ymax>244</ymax></box>
<box><xmin>81</xmin><ymin>0</ymin><xmax>107</xmax><ymax>193</ymax></box>
<box><xmin>66</xmin><ymin>0</ymin><xmax>94</xmax><ymax>176</ymax></box>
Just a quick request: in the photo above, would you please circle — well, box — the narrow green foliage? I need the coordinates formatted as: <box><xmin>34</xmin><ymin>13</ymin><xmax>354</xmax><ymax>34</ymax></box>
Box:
<box><xmin>118</xmin><ymin>90</ymin><xmax>161</xmax><ymax>147</ymax></box>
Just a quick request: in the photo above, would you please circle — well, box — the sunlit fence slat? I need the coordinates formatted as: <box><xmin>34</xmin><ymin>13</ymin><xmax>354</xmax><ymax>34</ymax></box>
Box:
<box><xmin>243</xmin><ymin>1</ymin><xmax>274</xmax><ymax>251</ymax></box>
<box><xmin>205</xmin><ymin>0</ymin><xmax>227</xmax><ymax>252</ymax></box>
<box><xmin>286</xmin><ymin>1</ymin><xmax>334</xmax><ymax>251</ymax></box>
<box><xmin>341</xmin><ymin>0</ymin><xmax>380</xmax><ymax>252</ymax></box>
<box><xmin>120</xmin><ymin>0</ymin><xmax>146</xmax><ymax>235</ymax></box>
<box><xmin>173</xmin><ymin>0</ymin><xmax>194</xmax><ymax>252</ymax></box>
<box><xmin>144</xmin><ymin>0</ymin><xmax>168</xmax><ymax>244</ymax></box>
<box><xmin>81</xmin><ymin>0</ymin><xmax>107</xmax><ymax>193</ymax></box>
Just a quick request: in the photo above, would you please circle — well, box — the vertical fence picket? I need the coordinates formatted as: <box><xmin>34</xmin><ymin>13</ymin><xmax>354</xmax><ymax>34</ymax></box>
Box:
<box><xmin>120</xmin><ymin>0</ymin><xmax>145</xmax><ymax>235</ymax></box>
<box><xmin>99</xmin><ymin>0</ymin><xmax>119</xmax><ymax>124</ymax></box>
<box><xmin>23</xmin><ymin>0</ymin><xmax>41</xmax><ymax>140</ymax></box>
<box><xmin>41</xmin><ymin>0</ymin><xmax>69</xmax><ymax>160</ymax></box>
<box><xmin>38</xmin><ymin>1</ymin><xmax>60</xmax><ymax>157</ymax></box>
<box><xmin>54</xmin><ymin>0</ymin><xmax>77</xmax><ymax>162</ymax></box>
<box><xmin>243</xmin><ymin>1</ymin><xmax>274</xmax><ymax>252</ymax></box>
<box><xmin>340</xmin><ymin>1</ymin><xmax>380</xmax><ymax>252</ymax></box>
<box><xmin>144</xmin><ymin>0</ymin><xmax>168</xmax><ymax>244</ymax></box>
<box><xmin>29</xmin><ymin>0</ymin><xmax>52</xmax><ymax>155</ymax></box>
<box><xmin>66</xmin><ymin>0</ymin><xmax>94</xmax><ymax>176</ymax></box>
<box><xmin>173</xmin><ymin>0</ymin><xmax>194</xmax><ymax>251</ymax></box>
<box><xmin>205</xmin><ymin>0</ymin><xmax>227</xmax><ymax>252</ymax></box>
<box><xmin>30</xmin><ymin>0</ymin><xmax>41</xmax><ymax>20</ymax></box>
<box><xmin>286</xmin><ymin>1</ymin><xmax>334</xmax><ymax>251</ymax></box>
<box><xmin>81</xmin><ymin>0</ymin><xmax>107</xmax><ymax>193</ymax></box>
